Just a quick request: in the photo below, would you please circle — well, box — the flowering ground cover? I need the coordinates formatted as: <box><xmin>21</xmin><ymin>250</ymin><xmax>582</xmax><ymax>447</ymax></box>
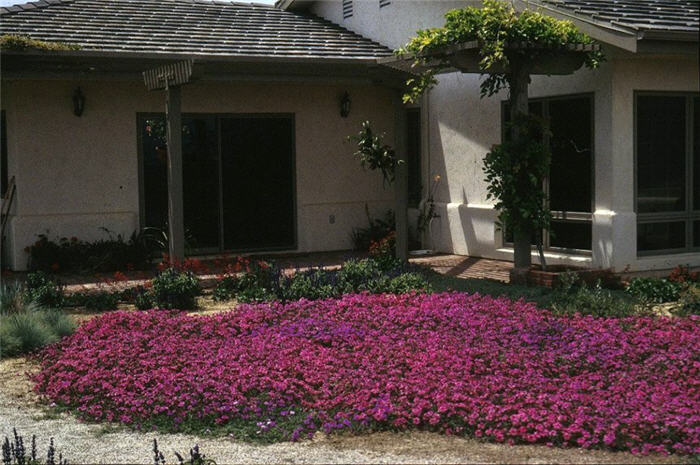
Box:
<box><xmin>32</xmin><ymin>293</ymin><xmax>699</xmax><ymax>455</ymax></box>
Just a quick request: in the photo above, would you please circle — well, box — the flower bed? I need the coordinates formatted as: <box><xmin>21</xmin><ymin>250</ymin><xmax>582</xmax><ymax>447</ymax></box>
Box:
<box><xmin>32</xmin><ymin>293</ymin><xmax>699</xmax><ymax>454</ymax></box>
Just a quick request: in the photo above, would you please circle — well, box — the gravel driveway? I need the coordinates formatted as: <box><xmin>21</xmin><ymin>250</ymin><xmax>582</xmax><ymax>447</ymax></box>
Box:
<box><xmin>0</xmin><ymin>358</ymin><xmax>684</xmax><ymax>465</ymax></box>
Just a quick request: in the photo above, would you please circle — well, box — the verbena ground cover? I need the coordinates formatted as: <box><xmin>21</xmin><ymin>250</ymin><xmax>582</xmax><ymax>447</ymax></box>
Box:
<box><xmin>32</xmin><ymin>293</ymin><xmax>699</xmax><ymax>455</ymax></box>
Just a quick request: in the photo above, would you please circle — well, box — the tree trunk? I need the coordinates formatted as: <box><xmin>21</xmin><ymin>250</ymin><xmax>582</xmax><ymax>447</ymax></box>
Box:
<box><xmin>509</xmin><ymin>62</ymin><xmax>531</xmax><ymax>270</ymax></box>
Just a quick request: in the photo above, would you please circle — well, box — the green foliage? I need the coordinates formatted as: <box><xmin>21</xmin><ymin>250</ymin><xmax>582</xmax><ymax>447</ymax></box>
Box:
<box><xmin>350</xmin><ymin>205</ymin><xmax>395</xmax><ymax>252</ymax></box>
<box><xmin>348</xmin><ymin>121</ymin><xmax>402</xmax><ymax>185</ymax></box>
<box><xmin>151</xmin><ymin>268</ymin><xmax>201</xmax><ymax>310</ymax></box>
<box><xmin>385</xmin><ymin>272</ymin><xmax>433</xmax><ymax>294</ymax></box>
<box><xmin>133</xmin><ymin>286</ymin><xmax>154</xmax><ymax>310</ymax></box>
<box><xmin>279</xmin><ymin>269</ymin><xmax>338</xmax><ymax>302</ymax></box>
<box><xmin>0</xmin><ymin>34</ymin><xmax>80</xmax><ymax>51</ymax></box>
<box><xmin>65</xmin><ymin>291</ymin><xmax>120</xmax><ymax>311</ymax></box>
<box><xmin>398</xmin><ymin>0</ymin><xmax>603</xmax><ymax>102</ymax></box>
<box><xmin>483</xmin><ymin>114</ymin><xmax>551</xmax><ymax>237</ymax></box>
<box><xmin>27</xmin><ymin>229</ymin><xmax>154</xmax><ymax>273</ymax></box>
<box><xmin>0</xmin><ymin>282</ymin><xmax>31</xmax><ymax>315</ymax></box>
<box><xmin>678</xmin><ymin>284</ymin><xmax>700</xmax><ymax>316</ymax></box>
<box><xmin>0</xmin><ymin>307</ymin><xmax>75</xmax><ymax>358</ymax></box>
<box><xmin>24</xmin><ymin>272</ymin><xmax>64</xmax><ymax>308</ymax></box>
<box><xmin>212</xmin><ymin>258</ymin><xmax>431</xmax><ymax>304</ymax></box>
<box><xmin>551</xmin><ymin>273</ymin><xmax>644</xmax><ymax>318</ymax></box>
<box><xmin>625</xmin><ymin>277</ymin><xmax>682</xmax><ymax>304</ymax></box>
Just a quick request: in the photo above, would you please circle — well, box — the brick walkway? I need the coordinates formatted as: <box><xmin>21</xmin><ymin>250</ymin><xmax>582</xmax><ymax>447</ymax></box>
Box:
<box><xmin>411</xmin><ymin>254</ymin><xmax>513</xmax><ymax>283</ymax></box>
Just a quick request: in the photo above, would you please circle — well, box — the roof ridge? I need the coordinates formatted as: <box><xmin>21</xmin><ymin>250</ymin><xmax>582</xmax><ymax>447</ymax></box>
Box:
<box><xmin>0</xmin><ymin>0</ymin><xmax>74</xmax><ymax>16</ymax></box>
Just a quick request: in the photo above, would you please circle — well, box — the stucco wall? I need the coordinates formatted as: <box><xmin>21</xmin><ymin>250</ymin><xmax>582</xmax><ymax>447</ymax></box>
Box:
<box><xmin>0</xmin><ymin>78</ymin><xmax>396</xmax><ymax>269</ymax></box>
<box><xmin>309</xmin><ymin>0</ymin><xmax>699</xmax><ymax>271</ymax></box>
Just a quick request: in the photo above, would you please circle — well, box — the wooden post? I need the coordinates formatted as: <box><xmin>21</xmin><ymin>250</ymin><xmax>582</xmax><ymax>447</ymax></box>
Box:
<box><xmin>509</xmin><ymin>62</ymin><xmax>532</xmax><ymax>272</ymax></box>
<box><xmin>394</xmin><ymin>93</ymin><xmax>409</xmax><ymax>263</ymax></box>
<box><xmin>165</xmin><ymin>83</ymin><xmax>185</xmax><ymax>261</ymax></box>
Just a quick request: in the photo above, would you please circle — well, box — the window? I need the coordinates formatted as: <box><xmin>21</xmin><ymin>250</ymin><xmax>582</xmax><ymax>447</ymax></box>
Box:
<box><xmin>503</xmin><ymin>94</ymin><xmax>594</xmax><ymax>252</ymax></box>
<box><xmin>379</xmin><ymin>0</ymin><xmax>391</xmax><ymax>7</ymax></box>
<box><xmin>1</xmin><ymin>111</ymin><xmax>7</xmax><ymax>197</ymax></box>
<box><xmin>406</xmin><ymin>108</ymin><xmax>422</xmax><ymax>208</ymax></box>
<box><xmin>342</xmin><ymin>0</ymin><xmax>353</xmax><ymax>19</ymax></box>
<box><xmin>636</xmin><ymin>93</ymin><xmax>700</xmax><ymax>254</ymax></box>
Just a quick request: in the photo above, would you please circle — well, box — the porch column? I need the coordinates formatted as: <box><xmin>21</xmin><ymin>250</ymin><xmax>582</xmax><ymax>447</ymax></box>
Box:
<box><xmin>394</xmin><ymin>93</ymin><xmax>408</xmax><ymax>262</ymax></box>
<box><xmin>165</xmin><ymin>84</ymin><xmax>185</xmax><ymax>261</ymax></box>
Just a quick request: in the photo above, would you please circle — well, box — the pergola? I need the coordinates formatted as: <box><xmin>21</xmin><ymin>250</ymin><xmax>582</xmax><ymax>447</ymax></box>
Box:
<box><xmin>379</xmin><ymin>40</ymin><xmax>599</xmax><ymax>268</ymax></box>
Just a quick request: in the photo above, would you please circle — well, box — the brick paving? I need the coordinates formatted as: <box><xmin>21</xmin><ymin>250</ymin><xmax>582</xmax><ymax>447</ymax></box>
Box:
<box><xmin>2</xmin><ymin>252</ymin><xmax>514</xmax><ymax>293</ymax></box>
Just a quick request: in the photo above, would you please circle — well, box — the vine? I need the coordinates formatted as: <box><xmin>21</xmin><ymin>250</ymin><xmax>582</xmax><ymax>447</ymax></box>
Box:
<box><xmin>397</xmin><ymin>0</ymin><xmax>604</xmax><ymax>102</ymax></box>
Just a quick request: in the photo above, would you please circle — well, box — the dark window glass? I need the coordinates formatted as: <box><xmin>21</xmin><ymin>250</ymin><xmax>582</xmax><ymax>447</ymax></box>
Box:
<box><xmin>549</xmin><ymin>220</ymin><xmax>592</xmax><ymax>250</ymax></box>
<box><xmin>140</xmin><ymin>114</ymin><xmax>296</xmax><ymax>253</ymax></box>
<box><xmin>695</xmin><ymin>221</ymin><xmax>700</xmax><ymax>248</ymax></box>
<box><xmin>694</xmin><ymin>97</ymin><xmax>700</xmax><ymax>211</ymax></box>
<box><xmin>221</xmin><ymin>117</ymin><xmax>295</xmax><ymax>250</ymax></box>
<box><xmin>637</xmin><ymin>221</ymin><xmax>686</xmax><ymax>252</ymax></box>
<box><xmin>637</xmin><ymin>96</ymin><xmax>686</xmax><ymax>213</ymax></box>
<box><xmin>1</xmin><ymin>111</ymin><xmax>7</xmax><ymax>197</ymax></box>
<box><xmin>548</xmin><ymin>97</ymin><xmax>592</xmax><ymax>213</ymax></box>
<box><xmin>407</xmin><ymin>109</ymin><xmax>421</xmax><ymax>208</ymax></box>
<box><xmin>141</xmin><ymin>116</ymin><xmax>168</xmax><ymax>232</ymax></box>
<box><xmin>182</xmin><ymin>116</ymin><xmax>219</xmax><ymax>250</ymax></box>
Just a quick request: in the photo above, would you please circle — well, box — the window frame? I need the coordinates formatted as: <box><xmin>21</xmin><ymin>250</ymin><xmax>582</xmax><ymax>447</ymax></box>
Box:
<box><xmin>501</xmin><ymin>92</ymin><xmax>595</xmax><ymax>255</ymax></box>
<box><xmin>634</xmin><ymin>91</ymin><xmax>700</xmax><ymax>256</ymax></box>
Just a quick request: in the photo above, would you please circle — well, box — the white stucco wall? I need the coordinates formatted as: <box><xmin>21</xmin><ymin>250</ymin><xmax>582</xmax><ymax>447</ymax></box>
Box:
<box><xmin>0</xmin><ymin>78</ymin><xmax>397</xmax><ymax>270</ymax></box>
<box><xmin>309</xmin><ymin>0</ymin><xmax>700</xmax><ymax>272</ymax></box>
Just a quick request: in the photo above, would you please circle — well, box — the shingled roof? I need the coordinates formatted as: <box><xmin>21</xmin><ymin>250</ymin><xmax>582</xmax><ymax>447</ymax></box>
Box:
<box><xmin>539</xmin><ymin>0</ymin><xmax>699</xmax><ymax>35</ymax></box>
<box><xmin>0</xmin><ymin>0</ymin><xmax>393</xmax><ymax>59</ymax></box>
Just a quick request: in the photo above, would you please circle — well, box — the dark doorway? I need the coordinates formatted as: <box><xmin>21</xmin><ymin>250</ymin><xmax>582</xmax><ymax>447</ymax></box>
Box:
<box><xmin>138</xmin><ymin>113</ymin><xmax>296</xmax><ymax>253</ymax></box>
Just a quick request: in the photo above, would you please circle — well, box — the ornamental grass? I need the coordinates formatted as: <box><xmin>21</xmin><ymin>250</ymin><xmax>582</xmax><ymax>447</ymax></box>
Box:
<box><xmin>32</xmin><ymin>293</ymin><xmax>699</xmax><ymax>454</ymax></box>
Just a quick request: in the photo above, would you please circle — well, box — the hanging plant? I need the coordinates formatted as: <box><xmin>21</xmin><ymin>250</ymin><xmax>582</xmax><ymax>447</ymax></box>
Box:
<box><xmin>348</xmin><ymin>121</ymin><xmax>402</xmax><ymax>186</ymax></box>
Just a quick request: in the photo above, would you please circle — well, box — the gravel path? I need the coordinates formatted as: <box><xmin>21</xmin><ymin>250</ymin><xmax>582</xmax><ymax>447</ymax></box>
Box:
<box><xmin>0</xmin><ymin>358</ymin><xmax>684</xmax><ymax>465</ymax></box>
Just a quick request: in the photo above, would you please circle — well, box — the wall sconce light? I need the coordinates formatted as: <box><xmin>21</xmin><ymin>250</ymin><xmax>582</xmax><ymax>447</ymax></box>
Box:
<box><xmin>72</xmin><ymin>87</ymin><xmax>85</xmax><ymax>117</ymax></box>
<box><xmin>339</xmin><ymin>91</ymin><xmax>351</xmax><ymax>118</ymax></box>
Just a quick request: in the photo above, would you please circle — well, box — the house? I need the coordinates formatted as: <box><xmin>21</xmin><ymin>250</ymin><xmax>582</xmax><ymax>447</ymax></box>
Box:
<box><xmin>0</xmin><ymin>0</ymin><xmax>408</xmax><ymax>270</ymax></box>
<box><xmin>279</xmin><ymin>0</ymin><xmax>700</xmax><ymax>272</ymax></box>
<box><xmin>1</xmin><ymin>0</ymin><xmax>698</xmax><ymax>272</ymax></box>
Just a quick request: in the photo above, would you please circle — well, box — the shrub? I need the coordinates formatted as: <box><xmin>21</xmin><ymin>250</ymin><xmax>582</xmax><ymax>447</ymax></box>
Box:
<box><xmin>151</xmin><ymin>268</ymin><xmax>201</xmax><ymax>310</ymax></box>
<box><xmin>278</xmin><ymin>269</ymin><xmax>338</xmax><ymax>302</ymax></box>
<box><xmin>0</xmin><ymin>309</ymin><xmax>75</xmax><ymax>358</ymax></box>
<box><xmin>385</xmin><ymin>272</ymin><xmax>432</xmax><ymax>295</ymax></box>
<box><xmin>551</xmin><ymin>272</ymin><xmax>643</xmax><ymax>318</ymax></box>
<box><xmin>24</xmin><ymin>272</ymin><xmax>64</xmax><ymax>308</ymax></box>
<box><xmin>26</xmin><ymin>230</ymin><xmax>153</xmax><ymax>274</ymax></box>
<box><xmin>0</xmin><ymin>282</ymin><xmax>29</xmax><ymax>315</ymax></box>
<box><xmin>336</xmin><ymin>259</ymin><xmax>383</xmax><ymax>293</ymax></box>
<box><xmin>33</xmin><ymin>294</ymin><xmax>700</xmax><ymax>454</ymax></box>
<box><xmin>625</xmin><ymin>277</ymin><xmax>682</xmax><ymax>304</ymax></box>
<box><xmin>668</xmin><ymin>265</ymin><xmax>699</xmax><ymax>284</ymax></box>
<box><xmin>678</xmin><ymin>283</ymin><xmax>700</xmax><ymax>316</ymax></box>
<box><xmin>350</xmin><ymin>206</ymin><xmax>394</xmax><ymax>252</ymax></box>
<box><xmin>132</xmin><ymin>286</ymin><xmax>154</xmax><ymax>310</ymax></box>
<box><xmin>65</xmin><ymin>291</ymin><xmax>120</xmax><ymax>311</ymax></box>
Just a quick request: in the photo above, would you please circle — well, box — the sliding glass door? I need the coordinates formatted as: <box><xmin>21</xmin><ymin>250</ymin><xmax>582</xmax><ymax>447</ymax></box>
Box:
<box><xmin>138</xmin><ymin>113</ymin><xmax>296</xmax><ymax>254</ymax></box>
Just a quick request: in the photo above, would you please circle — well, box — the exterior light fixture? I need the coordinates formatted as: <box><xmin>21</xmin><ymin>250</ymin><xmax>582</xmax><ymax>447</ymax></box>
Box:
<box><xmin>340</xmin><ymin>91</ymin><xmax>351</xmax><ymax>118</ymax></box>
<box><xmin>72</xmin><ymin>87</ymin><xmax>85</xmax><ymax>117</ymax></box>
